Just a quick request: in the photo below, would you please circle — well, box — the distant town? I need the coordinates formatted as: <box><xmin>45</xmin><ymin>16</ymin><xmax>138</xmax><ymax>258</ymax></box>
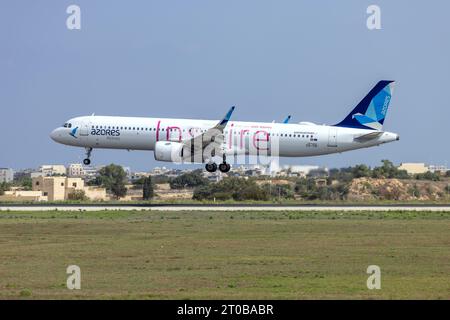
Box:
<box><xmin>0</xmin><ymin>161</ymin><xmax>448</xmax><ymax>202</ymax></box>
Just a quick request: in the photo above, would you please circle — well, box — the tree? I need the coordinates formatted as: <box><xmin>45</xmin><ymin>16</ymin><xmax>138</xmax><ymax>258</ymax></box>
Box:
<box><xmin>414</xmin><ymin>171</ymin><xmax>440</xmax><ymax>181</ymax></box>
<box><xmin>170</xmin><ymin>170</ymin><xmax>209</xmax><ymax>189</ymax></box>
<box><xmin>351</xmin><ymin>164</ymin><xmax>371</xmax><ymax>178</ymax></box>
<box><xmin>142</xmin><ymin>177</ymin><xmax>154</xmax><ymax>200</ymax></box>
<box><xmin>0</xmin><ymin>182</ymin><xmax>12</xmax><ymax>195</ymax></box>
<box><xmin>95</xmin><ymin>164</ymin><xmax>128</xmax><ymax>199</ymax></box>
<box><xmin>13</xmin><ymin>176</ymin><xmax>32</xmax><ymax>190</ymax></box>
<box><xmin>371</xmin><ymin>160</ymin><xmax>409</xmax><ymax>179</ymax></box>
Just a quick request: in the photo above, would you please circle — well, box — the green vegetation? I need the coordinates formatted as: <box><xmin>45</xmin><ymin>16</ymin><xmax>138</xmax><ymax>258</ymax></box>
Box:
<box><xmin>261</xmin><ymin>183</ymin><xmax>295</xmax><ymax>200</ymax></box>
<box><xmin>13</xmin><ymin>176</ymin><xmax>32</xmax><ymax>190</ymax></box>
<box><xmin>329</xmin><ymin>160</ymin><xmax>409</xmax><ymax>180</ymax></box>
<box><xmin>0</xmin><ymin>209</ymin><xmax>448</xmax><ymax>299</ymax></box>
<box><xmin>414</xmin><ymin>171</ymin><xmax>441</xmax><ymax>181</ymax></box>
<box><xmin>67</xmin><ymin>190</ymin><xmax>87</xmax><ymax>201</ymax></box>
<box><xmin>295</xmin><ymin>178</ymin><xmax>349</xmax><ymax>200</ymax></box>
<box><xmin>193</xmin><ymin>177</ymin><xmax>269</xmax><ymax>201</ymax></box>
<box><xmin>0</xmin><ymin>182</ymin><xmax>11</xmax><ymax>195</ymax></box>
<box><xmin>169</xmin><ymin>169</ymin><xmax>209</xmax><ymax>189</ymax></box>
<box><xmin>190</xmin><ymin>160</ymin><xmax>448</xmax><ymax>202</ymax></box>
<box><xmin>142</xmin><ymin>177</ymin><xmax>154</xmax><ymax>200</ymax></box>
<box><xmin>90</xmin><ymin>164</ymin><xmax>128</xmax><ymax>199</ymax></box>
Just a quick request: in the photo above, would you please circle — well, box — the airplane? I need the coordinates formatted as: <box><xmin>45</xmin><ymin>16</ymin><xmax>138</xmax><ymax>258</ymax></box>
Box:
<box><xmin>50</xmin><ymin>80</ymin><xmax>399</xmax><ymax>173</ymax></box>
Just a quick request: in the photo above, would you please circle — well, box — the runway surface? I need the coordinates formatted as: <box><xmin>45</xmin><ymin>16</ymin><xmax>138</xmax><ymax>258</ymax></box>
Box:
<box><xmin>0</xmin><ymin>204</ymin><xmax>449</xmax><ymax>211</ymax></box>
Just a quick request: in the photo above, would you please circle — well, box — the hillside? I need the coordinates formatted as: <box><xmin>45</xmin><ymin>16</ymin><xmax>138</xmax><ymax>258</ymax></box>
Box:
<box><xmin>348</xmin><ymin>177</ymin><xmax>449</xmax><ymax>201</ymax></box>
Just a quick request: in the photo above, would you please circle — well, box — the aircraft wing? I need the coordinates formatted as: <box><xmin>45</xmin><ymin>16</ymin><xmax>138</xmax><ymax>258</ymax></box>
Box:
<box><xmin>181</xmin><ymin>106</ymin><xmax>235</xmax><ymax>158</ymax></box>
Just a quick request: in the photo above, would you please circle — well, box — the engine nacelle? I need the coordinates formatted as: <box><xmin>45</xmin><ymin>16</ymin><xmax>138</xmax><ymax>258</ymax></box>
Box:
<box><xmin>154</xmin><ymin>141</ymin><xmax>185</xmax><ymax>163</ymax></box>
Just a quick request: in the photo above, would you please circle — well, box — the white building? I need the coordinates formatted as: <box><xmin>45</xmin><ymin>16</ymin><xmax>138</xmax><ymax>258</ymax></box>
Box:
<box><xmin>67</xmin><ymin>163</ymin><xmax>85</xmax><ymax>177</ymax></box>
<box><xmin>428</xmin><ymin>164</ymin><xmax>448</xmax><ymax>173</ymax></box>
<box><xmin>32</xmin><ymin>165</ymin><xmax>67</xmax><ymax>177</ymax></box>
<box><xmin>0</xmin><ymin>168</ymin><xmax>14</xmax><ymax>183</ymax></box>
<box><xmin>398</xmin><ymin>163</ymin><xmax>448</xmax><ymax>175</ymax></box>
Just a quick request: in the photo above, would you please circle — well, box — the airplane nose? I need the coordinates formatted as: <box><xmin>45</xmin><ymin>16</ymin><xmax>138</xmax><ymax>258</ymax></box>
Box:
<box><xmin>396</xmin><ymin>134</ymin><xmax>400</xmax><ymax>141</ymax></box>
<box><xmin>50</xmin><ymin>128</ymin><xmax>61</xmax><ymax>142</ymax></box>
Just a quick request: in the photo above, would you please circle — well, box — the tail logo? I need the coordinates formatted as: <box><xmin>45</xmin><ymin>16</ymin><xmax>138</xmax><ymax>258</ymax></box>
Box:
<box><xmin>352</xmin><ymin>95</ymin><xmax>391</xmax><ymax>130</ymax></box>
<box><xmin>335</xmin><ymin>80</ymin><xmax>394</xmax><ymax>131</ymax></box>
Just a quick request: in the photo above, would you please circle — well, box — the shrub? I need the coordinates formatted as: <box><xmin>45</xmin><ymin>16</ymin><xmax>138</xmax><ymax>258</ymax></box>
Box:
<box><xmin>170</xmin><ymin>170</ymin><xmax>209</xmax><ymax>189</ymax></box>
<box><xmin>193</xmin><ymin>177</ymin><xmax>269</xmax><ymax>201</ymax></box>
<box><xmin>414</xmin><ymin>172</ymin><xmax>441</xmax><ymax>181</ymax></box>
<box><xmin>67</xmin><ymin>190</ymin><xmax>87</xmax><ymax>201</ymax></box>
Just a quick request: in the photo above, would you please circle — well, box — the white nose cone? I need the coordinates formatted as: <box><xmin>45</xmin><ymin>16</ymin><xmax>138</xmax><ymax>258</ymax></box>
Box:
<box><xmin>50</xmin><ymin>128</ymin><xmax>61</xmax><ymax>142</ymax></box>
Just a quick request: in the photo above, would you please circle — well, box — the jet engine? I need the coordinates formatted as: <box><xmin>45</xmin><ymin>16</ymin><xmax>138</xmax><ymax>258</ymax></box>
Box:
<box><xmin>154</xmin><ymin>141</ymin><xmax>186</xmax><ymax>163</ymax></box>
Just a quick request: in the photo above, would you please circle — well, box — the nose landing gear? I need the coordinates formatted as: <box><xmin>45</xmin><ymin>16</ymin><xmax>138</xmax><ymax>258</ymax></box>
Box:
<box><xmin>83</xmin><ymin>147</ymin><xmax>93</xmax><ymax>165</ymax></box>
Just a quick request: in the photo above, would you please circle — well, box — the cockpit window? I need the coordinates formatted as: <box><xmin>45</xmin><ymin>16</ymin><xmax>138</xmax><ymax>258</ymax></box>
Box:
<box><xmin>63</xmin><ymin>123</ymin><xmax>72</xmax><ymax>128</ymax></box>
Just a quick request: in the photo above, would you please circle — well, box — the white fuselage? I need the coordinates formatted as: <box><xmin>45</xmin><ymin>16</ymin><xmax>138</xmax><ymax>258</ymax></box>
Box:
<box><xmin>50</xmin><ymin>115</ymin><xmax>399</xmax><ymax>161</ymax></box>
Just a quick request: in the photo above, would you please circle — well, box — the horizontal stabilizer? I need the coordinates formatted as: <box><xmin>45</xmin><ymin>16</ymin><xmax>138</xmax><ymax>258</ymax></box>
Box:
<box><xmin>353</xmin><ymin>131</ymin><xmax>383</xmax><ymax>142</ymax></box>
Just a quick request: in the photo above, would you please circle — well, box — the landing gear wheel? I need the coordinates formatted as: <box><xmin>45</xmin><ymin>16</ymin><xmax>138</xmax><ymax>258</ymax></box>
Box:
<box><xmin>218</xmin><ymin>154</ymin><xmax>231</xmax><ymax>173</ymax></box>
<box><xmin>219</xmin><ymin>163</ymin><xmax>231</xmax><ymax>173</ymax></box>
<box><xmin>83</xmin><ymin>147</ymin><xmax>93</xmax><ymax>166</ymax></box>
<box><xmin>205</xmin><ymin>163</ymin><xmax>217</xmax><ymax>172</ymax></box>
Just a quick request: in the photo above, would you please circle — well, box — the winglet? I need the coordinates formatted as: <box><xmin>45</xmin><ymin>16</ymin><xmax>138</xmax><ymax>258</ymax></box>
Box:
<box><xmin>219</xmin><ymin>106</ymin><xmax>235</xmax><ymax>126</ymax></box>
<box><xmin>283</xmin><ymin>115</ymin><xmax>291</xmax><ymax>124</ymax></box>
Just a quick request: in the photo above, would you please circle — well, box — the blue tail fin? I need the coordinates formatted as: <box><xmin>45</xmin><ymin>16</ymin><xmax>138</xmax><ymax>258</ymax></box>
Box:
<box><xmin>334</xmin><ymin>80</ymin><xmax>395</xmax><ymax>130</ymax></box>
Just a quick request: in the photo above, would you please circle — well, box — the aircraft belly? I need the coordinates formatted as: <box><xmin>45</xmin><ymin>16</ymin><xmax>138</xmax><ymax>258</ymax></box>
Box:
<box><xmin>89</xmin><ymin>133</ymin><xmax>154</xmax><ymax>150</ymax></box>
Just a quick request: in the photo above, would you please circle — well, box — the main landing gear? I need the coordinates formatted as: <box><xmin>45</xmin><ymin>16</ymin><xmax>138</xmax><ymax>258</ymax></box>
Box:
<box><xmin>83</xmin><ymin>147</ymin><xmax>93</xmax><ymax>166</ymax></box>
<box><xmin>205</xmin><ymin>155</ymin><xmax>231</xmax><ymax>173</ymax></box>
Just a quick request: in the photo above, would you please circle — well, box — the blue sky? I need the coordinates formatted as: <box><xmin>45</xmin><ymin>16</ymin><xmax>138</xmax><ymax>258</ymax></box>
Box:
<box><xmin>0</xmin><ymin>1</ymin><xmax>449</xmax><ymax>171</ymax></box>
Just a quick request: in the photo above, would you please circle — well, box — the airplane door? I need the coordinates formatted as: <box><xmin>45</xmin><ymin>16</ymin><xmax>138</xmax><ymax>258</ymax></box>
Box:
<box><xmin>79</xmin><ymin>125</ymin><xmax>90</xmax><ymax>137</ymax></box>
<box><xmin>327</xmin><ymin>128</ymin><xmax>338</xmax><ymax>147</ymax></box>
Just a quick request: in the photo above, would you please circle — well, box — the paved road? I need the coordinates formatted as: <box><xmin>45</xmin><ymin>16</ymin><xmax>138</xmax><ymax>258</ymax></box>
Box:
<box><xmin>0</xmin><ymin>204</ymin><xmax>449</xmax><ymax>211</ymax></box>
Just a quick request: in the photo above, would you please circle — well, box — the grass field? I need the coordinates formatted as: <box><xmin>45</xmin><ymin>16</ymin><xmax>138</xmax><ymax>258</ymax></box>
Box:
<box><xmin>0</xmin><ymin>210</ymin><xmax>449</xmax><ymax>299</ymax></box>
